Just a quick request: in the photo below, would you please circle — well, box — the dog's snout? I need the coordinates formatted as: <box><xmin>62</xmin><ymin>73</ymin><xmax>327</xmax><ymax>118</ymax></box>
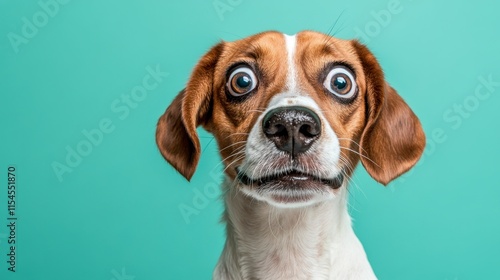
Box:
<box><xmin>262</xmin><ymin>106</ymin><xmax>321</xmax><ymax>156</ymax></box>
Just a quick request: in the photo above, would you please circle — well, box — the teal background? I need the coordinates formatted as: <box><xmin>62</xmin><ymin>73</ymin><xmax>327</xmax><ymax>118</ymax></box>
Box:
<box><xmin>1</xmin><ymin>0</ymin><xmax>499</xmax><ymax>279</ymax></box>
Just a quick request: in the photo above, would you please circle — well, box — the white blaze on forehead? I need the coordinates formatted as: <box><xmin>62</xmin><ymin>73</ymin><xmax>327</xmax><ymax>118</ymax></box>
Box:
<box><xmin>283</xmin><ymin>34</ymin><xmax>297</xmax><ymax>91</ymax></box>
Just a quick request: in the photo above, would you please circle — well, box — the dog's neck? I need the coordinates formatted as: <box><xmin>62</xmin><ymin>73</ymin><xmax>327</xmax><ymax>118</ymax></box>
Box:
<box><xmin>214</xmin><ymin>179</ymin><xmax>377</xmax><ymax>280</ymax></box>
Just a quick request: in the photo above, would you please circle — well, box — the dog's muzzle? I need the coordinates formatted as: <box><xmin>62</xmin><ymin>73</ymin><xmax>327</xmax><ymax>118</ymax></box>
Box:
<box><xmin>237</xmin><ymin>105</ymin><xmax>344</xmax><ymax>191</ymax></box>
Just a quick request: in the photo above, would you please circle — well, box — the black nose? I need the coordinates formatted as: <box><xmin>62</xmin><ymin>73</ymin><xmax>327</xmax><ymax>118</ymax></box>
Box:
<box><xmin>262</xmin><ymin>106</ymin><xmax>321</xmax><ymax>157</ymax></box>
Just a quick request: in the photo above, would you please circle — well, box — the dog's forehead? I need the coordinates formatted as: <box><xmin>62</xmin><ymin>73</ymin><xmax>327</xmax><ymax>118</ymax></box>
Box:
<box><xmin>224</xmin><ymin>31</ymin><xmax>359</xmax><ymax>62</ymax></box>
<box><xmin>226</xmin><ymin>30</ymin><xmax>354</xmax><ymax>54</ymax></box>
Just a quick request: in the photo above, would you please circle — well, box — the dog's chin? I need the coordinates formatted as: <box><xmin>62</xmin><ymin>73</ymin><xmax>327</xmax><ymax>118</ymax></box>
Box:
<box><xmin>236</xmin><ymin>169</ymin><xmax>344</xmax><ymax>208</ymax></box>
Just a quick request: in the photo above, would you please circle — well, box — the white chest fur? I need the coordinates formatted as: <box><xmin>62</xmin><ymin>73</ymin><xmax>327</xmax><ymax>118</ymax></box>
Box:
<box><xmin>213</xmin><ymin>180</ymin><xmax>377</xmax><ymax>280</ymax></box>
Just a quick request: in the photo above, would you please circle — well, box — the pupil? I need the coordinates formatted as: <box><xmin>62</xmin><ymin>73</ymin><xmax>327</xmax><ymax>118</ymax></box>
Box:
<box><xmin>333</xmin><ymin>76</ymin><xmax>347</xmax><ymax>90</ymax></box>
<box><xmin>236</xmin><ymin>75</ymin><xmax>251</xmax><ymax>88</ymax></box>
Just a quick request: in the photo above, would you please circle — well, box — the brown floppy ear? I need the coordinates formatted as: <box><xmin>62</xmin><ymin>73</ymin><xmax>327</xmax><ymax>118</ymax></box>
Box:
<box><xmin>156</xmin><ymin>43</ymin><xmax>224</xmax><ymax>181</ymax></box>
<box><xmin>352</xmin><ymin>41</ymin><xmax>426</xmax><ymax>185</ymax></box>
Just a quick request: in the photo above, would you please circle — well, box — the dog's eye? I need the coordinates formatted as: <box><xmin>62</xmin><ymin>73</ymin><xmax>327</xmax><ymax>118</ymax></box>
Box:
<box><xmin>227</xmin><ymin>66</ymin><xmax>257</xmax><ymax>96</ymax></box>
<box><xmin>323</xmin><ymin>66</ymin><xmax>357</xmax><ymax>99</ymax></box>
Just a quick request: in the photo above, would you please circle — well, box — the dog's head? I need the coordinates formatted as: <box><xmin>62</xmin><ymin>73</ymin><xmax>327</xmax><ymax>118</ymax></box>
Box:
<box><xmin>156</xmin><ymin>31</ymin><xmax>425</xmax><ymax>207</ymax></box>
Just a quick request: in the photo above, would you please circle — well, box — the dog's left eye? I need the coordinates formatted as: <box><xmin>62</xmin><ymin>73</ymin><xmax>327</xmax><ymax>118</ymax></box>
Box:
<box><xmin>227</xmin><ymin>66</ymin><xmax>257</xmax><ymax>96</ymax></box>
<box><xmin>323</xmin><ymin>66</ymin><xmax>357</xmax><ymax>99</ymax></box>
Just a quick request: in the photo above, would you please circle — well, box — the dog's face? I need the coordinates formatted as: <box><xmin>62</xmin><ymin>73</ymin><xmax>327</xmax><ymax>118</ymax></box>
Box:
<box><xmin>156</xmin><ymin>31</ymin><xmax>425</xmax><ymax>208</ymax></box>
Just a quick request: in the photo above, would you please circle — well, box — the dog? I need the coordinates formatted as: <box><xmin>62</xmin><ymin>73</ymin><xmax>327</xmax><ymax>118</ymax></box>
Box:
<box><xmin>156</xmin><ymin>30</ymin><xmax>425</xmax><ymax>279</ymax></box>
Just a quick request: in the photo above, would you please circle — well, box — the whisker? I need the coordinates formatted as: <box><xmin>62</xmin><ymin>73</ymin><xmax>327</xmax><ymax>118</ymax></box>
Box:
<box><xmin>340</xmin><ymin>146</ymin><xmax>380</xmax><ymax>168</ymax></box>
<box><xmin>323</xmin><ymin>10</ymin><xmax>346</xmax><ymax>46</ymax></box>
<box><xmin>223</xmin><ymin>154</ymin><xmax>246</xmax><ymax>174</ymax></box>
<box><xmin>219</xmin><ymin>141</ymin><xmax>247</xmax><ymax>152</ymax></box>
<box><xmin>336</xmin><ymin>156</ymin><xmax>367</xmax><ymax>203</ymax></box>
<box><xmin>247</xmin><ymin>109</ymin><xmax>266</xmax><ymax>113</ymax></box>
<box><xmin>337</xmin><ymin>137</ymin><xmax>369</xmax><ymax>156</ymax></box>
<box><xmin>221</xmin><ymin>132</ymin><xmax>250</xmax><ymax>141</ymax></box>
<box><xmin>212</xmin><ymin>146</ymin><xmax>246</xmax><ymax>169</ymax></box>
<box><xmin>220</xmin><ymin>149</ymin><xmax>246</xmax><ymax>164</ymax></box>
<box><xmin>201</xmin><ymin>136</ymin><xmax>215</xmax><ymax>154</ymax></box>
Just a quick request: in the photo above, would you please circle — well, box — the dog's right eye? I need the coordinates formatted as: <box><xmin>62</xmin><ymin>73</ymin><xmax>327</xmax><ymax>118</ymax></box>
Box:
<box><xmin>227</xmin><ymin>66</ymin><xmax>257</xmax><ymax>97</ymax></box>
<box><xmin>323</xmin><ymin>66</ymin><xmax>357</xmax><ymax>101</ymax></box>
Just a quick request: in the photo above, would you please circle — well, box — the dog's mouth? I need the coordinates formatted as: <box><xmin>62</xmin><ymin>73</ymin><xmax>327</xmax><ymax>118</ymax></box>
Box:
<box><xmin>236</xmin><ymin>168</ymin><xmax>344</xmax><ymax>190</ymax></box>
